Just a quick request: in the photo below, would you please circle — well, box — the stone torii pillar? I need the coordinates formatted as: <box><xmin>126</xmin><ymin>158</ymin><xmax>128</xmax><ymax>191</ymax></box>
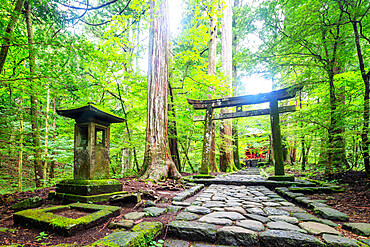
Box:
<box><xmin>188</xmin><ymin>85</ymin><xmax>303</xmax><ymax>178</ymax></box>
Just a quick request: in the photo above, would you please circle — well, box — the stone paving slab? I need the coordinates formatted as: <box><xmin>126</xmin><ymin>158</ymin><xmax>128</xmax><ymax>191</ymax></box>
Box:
<box><xmin>168</xmin><ymin>169</ymin><xmax>366</xmax><ymax>246</ymax></box>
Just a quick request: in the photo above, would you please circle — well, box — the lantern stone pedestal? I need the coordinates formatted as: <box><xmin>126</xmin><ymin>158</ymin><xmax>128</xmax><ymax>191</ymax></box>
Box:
<box><xmin>51</xmin><ymin>104</ymin><xmax>126</xmax><ymax>203</ymax></box>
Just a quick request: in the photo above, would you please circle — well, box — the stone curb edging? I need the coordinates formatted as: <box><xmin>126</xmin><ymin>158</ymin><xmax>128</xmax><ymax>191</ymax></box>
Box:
<box><xmin>275</xmin><ymin>187</ymin><xmax>349</xmax><ymax>222</ymax></box>
<box><xmin>172</xmin><ymin>184</ymin><xmax>205</xmax><ymax>202</ymax></box>
<box><xmin>89</xmin><ymin>221</ymin><xmax>163</xmax><ymax>247</ymax></box>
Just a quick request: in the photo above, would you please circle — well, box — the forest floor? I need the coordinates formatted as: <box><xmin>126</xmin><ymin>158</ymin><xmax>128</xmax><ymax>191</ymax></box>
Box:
<box><xmin>0</xmin><ymin>170</ymin><xmax>368</xmax><ymax>246</ymax></box>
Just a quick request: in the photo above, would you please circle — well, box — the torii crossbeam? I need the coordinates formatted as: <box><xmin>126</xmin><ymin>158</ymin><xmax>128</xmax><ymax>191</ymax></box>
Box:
<box><xmin>187</xmin><ymin>85</ymin><xmax>303</xmax><ymax>176</ymax></box>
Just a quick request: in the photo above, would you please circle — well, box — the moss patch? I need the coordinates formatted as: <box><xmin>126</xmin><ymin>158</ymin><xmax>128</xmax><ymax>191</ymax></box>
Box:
<box><xmin>192</xmin><ymin>174</ymin><xmax>215</xmax><ymax>179</ymax></box>
<box><xmin>268</xmin><ymin>175</ymin><xmax>295</xmax><ymax>182</ymax></box>
<box><xmin>132</xmin><ymin>221</ymin><xmax>163</xmax><ymax>243</ymax></box>
<box><xmin>51</xmin><ymin>191</ymin><xmax>128</xmax><ymax>203</ymax></box>
<box><xmin>13</xmin><ymin>203</ymin><xmax>120</xmax><ymax>236</ymax></box>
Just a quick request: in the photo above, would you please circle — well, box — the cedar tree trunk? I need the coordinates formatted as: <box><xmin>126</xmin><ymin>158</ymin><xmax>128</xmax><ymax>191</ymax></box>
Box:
<box><xmin>140</xmin><ymin>0</ymin><xmax>181</xmax><ymax>181</ymax></box>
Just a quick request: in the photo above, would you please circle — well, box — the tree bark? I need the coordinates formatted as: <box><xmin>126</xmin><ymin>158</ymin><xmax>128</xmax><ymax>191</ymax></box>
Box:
<box><xmin>352</xmin><ymin>21</ymin><xmax>370</xmax><ymax>178</ymax></box>
<box><xmin>25</xmin><ymin>1</ymin><xmax>43</xmax><ymax>187</ymax></box>
<box><xmin>232</xmin><ymin>0</ymin><xmax>240</xmax><ymax>169</ymax></box>
<box><xmin>168</xmin><ymin>82</ymin><xmax>181</xmax><ymax>172</ymax></box>
<box><xmin>207</xmin><ymin>6</ymin><xmax>218</xmax><ymax>173</ymax></box>
<box><xmin>220</xmin><ymin>0</ymin><xmax>236</xmax><ymax>172</ymax></box>
<box><xmin>0</xmin><ymin>0</ymin><xmax>25</xmax><ymax>74</ymax></box>
<box><xmin>140</xmin><ymin>0</ymin><xmax>181</xmax><ymax>181</ymax></box>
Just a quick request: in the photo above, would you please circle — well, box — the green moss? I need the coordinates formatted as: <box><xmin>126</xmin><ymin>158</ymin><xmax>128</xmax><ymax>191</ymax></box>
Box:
<box><xmin>54</xmin><ymin>191</ymin><xmax>128</xmax><ymax>203</ymax></box>
<box><xmin>268</xmin><ymin>175</ymin><xmax>295</xmax><ymax>182</ymax></box>
<box><xmin>14</xmin><ymin>203</ymin><xmax>120</xmax><ymax>236</ymax></box>
<box><xmin>131</xmin><ymin>222</ymin><xmax>163</xmax><ymax>244</ymax></box>
<box><xmin>192</xmin><ymin>174</ymin><xmax>215</xmax><ymax>179</ymax></box>
<box><xmin>58</xmin><ymin>179</ymin><xmax>121</xmax><ymax>186</ymax></box>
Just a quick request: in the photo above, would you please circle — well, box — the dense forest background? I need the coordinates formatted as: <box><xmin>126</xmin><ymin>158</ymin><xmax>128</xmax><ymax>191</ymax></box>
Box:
<box><xmin>0</xmin><ymin>0</ymin><xmax>369</xmax><ymax>193</ymax></box>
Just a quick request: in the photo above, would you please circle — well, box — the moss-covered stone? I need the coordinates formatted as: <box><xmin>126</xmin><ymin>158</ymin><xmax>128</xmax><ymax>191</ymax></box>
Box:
<box><xmin>268</xmin><ymin>175</ymin><xmax>295</xmax><ymax>182</ymax></box>
<box><xmin>192</xmin><ymin>174</ymin><xmax>215</xmax><ymax>179</ymax></box>
<box><xmin>56</xmin><ymin>179</ymin><xmax>122</xmax><ymax>196</ymax></box>
<box><xmin>90</xmin><ymin>231</ymin><xmax>143</xmax><ymax>247</ymax></box>
<box><xmin>132</xmin><ymin>222</ymin><xmax>163</xmax><ymax>243</ymax></box>
<box><xmin>10</xmin><ymin>196</ymin><xmax>44</xmax><ymax>211</ymax></box>
<box><xmin>13</xmin><ymin>203</ymin><xmax>120</xmax><ymax>236</ymax></box>
<box><xmin>51</xmin><ymin>191</ymin><xmax>128</xmax><ymax>203</ymax></box>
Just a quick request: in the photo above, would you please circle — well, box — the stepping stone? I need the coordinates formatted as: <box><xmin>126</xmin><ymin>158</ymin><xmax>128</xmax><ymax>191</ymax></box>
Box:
<box><xmin>245</xmin><ymin>207</ymin><xmax>267</xmax><ymax>216</ymax></box>
<box><xmin>202</xmin><ymin>201</ymin><xmax>225</xmax><ymax>208</ymax></box>
<box><xmin>167</xmin><ymin>205</ymin><xmax>182</xmax><ymax>213</ymax></box>
<box><xmin>191</xmin><ymin>201</ymin><xmax>203</xmax><ymax>206</ymax></box>
<box><xmin>268</xmin><ymin>215</ymin><xmax>299</xmax><ymax>224</ymax></box>
<box><xmin>212</xmin><ymin>196</ymin><xmax>226</xmax><ymax>201</ymax></box>
<box><xmin>92</xmin><ymin>231</ymin><xmax>142</xmax><ymax>246</ymax></box>
<box><xmin>216</xmin><ymin>226</ymin><xmax>259</xmax><ymax>246</ymax></box>
<box><xmin>277</xmin><ymin>206</ymin><xmax>306</xmax><ymax>213</ymax></box>
<box><xmin>198</xmin><ymin>216</ymin><xmax>233</xmax><ymax>225</ymax></box>
<box><xmin>236</xmin><ymin>219</ymin><xmax>265</xmax><ymax>232</ymax></box>
<box><xmin>168</xmin><ymin>221</ymin><xmax>216</xmax><ymax>242</ymax></box>
<box><xmin>143</xmin><ymin>207</ymin><xmax>167</xmax><ymax>217</ymax></box>
<box><xmin>267</xmin><ymin>221</ymin><xmax>307</xmax><ymax>233</ymax></box>
<box><xmin>263</xmin><ymin>202</ymin><xmax>281</xmax><ymax>207</ymax></box>
<box><xmin>245</xmin><ymin>213</ymin><xmax>270</xmax><ymax>223</ymax></box>
<box><xmin>342</xmin><ymin>223</ymin><xmax>370</xmax><ymax>236</ymax></box>
<box><xmin>292</xmin><ymin>212</ymin><xmax>321</xmax><ymax>222</ymax></box>
<box><xmin>308</xmin><ymin>202</ymin><xmax>329</xmax><ymax>209</ymax></box>
<box><xmin>259</xmin><ymin>230</ymin><xmax>324</xmax><ymax>247</ymax></box>
<box><xmin>108</xmin><ymin>219</ymin><xmax>134</xmax><ymax>229</ymax></box>
<box><xmin>299</xmin><ymin>222</ymin><xmax>341</xmax><ymax>236</ymax></box>
<box><xmin>224</xmin><ymin>206</ymin><xmax>247</xmax><ymax>216</ymax></box>
<box><xmin>279</xmin><ymin>202</ymin><xmax>296</xmax><ymax>207</ymax></box>
<box><xmin>319</xmin><ymin>219</ymin><xmax>339</xmax><ymax>228</ymax></box>
<box><xmin>175</xmin><ymin>212</ymin><xmax>200</xmax><ymax>221</ymax></box>
<box><xmin>144</xmin><ymin>200</ymin><xmax>156</xmax><ymax>207</ymax></box>
<box><xmin>211</xmin><ymin>207</ymin><xmax>225</xmax><ymax>212</ymax></box>
<box><xmin>322</xmin><ymin>234</ymin><xmax>364</xmax><ymax>247</ymax></box>
<box><xmin>206</xmin><ymin>211</ymin><xmax>246</xmax><ymax>221</ymax></box>
<box><xmin>124</xmin><ymin>212</ymin><xmax>146</xmax><ymax>220</ymax></box>
<box><xmin>224</xmin><ymin>202</ymin><xmax>243</xmax><ymax>207</ymax></box>
<box><xmin>172</xmin><ymin>201</ymin><xmax>191</xmax><ymax>207</ymax></box>
<box><xmin>242</xmin><ymin>202</ymin><xmax>263</xmax><ymax>208</ymax></box>
<box><xmin>264</xmin><ymin>207</ymin><xmax>290</xmax><ymax>216</ymax></box>
<box><xmin>314</xmin><ymin>207</ymin><xmax>349</xmax><ymax>221</ymax></box>
<box><xmin>185</xmin><ymin>206</ymin><xmax>212</xmax><ymax>215</ymax></box>
<box><xmin>164</xmin><ymin>238</ymin><xmax>191</xmax><ymax>247</ymax></box>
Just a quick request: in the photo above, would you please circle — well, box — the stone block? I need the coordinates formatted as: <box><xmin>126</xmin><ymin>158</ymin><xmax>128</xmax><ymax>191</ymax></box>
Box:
<box><xmin>259</xmin><ymin>230</ymin><xmax>324</xmax><ymax>247</ymax></box>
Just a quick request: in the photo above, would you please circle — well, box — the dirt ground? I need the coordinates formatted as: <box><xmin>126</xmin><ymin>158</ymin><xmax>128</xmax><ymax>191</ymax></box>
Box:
<box><xmin>0</xmin><ymin>177</ymin><xmax>187</xmax><ymax>246</ymax></box>
<box><xmin>0</xmin><ymin>171</ymin><xmax>369</xmax><ymax>246</ymax></box>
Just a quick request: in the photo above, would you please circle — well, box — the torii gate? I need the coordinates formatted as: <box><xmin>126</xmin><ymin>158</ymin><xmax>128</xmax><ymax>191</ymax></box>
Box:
<box><xmin>187</xmin><ymin>85</ymin><xmax>303</xmax><ymax>177</ymax></box>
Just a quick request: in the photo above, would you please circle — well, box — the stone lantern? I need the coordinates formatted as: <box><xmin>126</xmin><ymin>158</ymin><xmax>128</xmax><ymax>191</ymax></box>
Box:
<box><xmin>53</xmin><ymin>103</ymin><xmax>126</xmax><ymax>202</ymax></box>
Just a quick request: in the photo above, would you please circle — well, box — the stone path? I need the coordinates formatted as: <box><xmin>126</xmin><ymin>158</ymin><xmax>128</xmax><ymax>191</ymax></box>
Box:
<box><xmin>166</xmin><ymin>169</ymin><xmax>369</xmax><ymax>247</ymax></box>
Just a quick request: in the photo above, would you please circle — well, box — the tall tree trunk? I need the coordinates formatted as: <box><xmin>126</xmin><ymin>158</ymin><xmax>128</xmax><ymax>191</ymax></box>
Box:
<box><xmin>168</xmin><ymin>81</ymin><xmax>181</xmax><ymax>172</ymax></box>
<box><xmin>352</xmin><ymin>21</ymin><xmax>370</xmax><ymax>178</ymax></box>
<box><xmin>220</xmin><ymin>0</ymin><xmax>236</xmax><ymax>172</ymax></box>
<box><xmin>232</xmin><ymin>0</ymin><xmax>241</xmax><ymax>169</ymax></box>
<box><xmin>43</xmin><ymin>88</ymin><xmax>50</xmax><ymax>187</ymax></box>
<box><xmin>18</xmin><ymin>90</ymin><xmax>24</xmax><ymax>191</ymax></box>
<box><xmin>49</xmin><ymin>97</ymin><xmax>56</xmax><ymax>179</ymax></box>
<box><xmin>0</xmin><ymin>0</ymin><xmax>25</xmax><ymax>73</ymax></box>
<box><xmin>25</xmin><ymin>1</ymin><xmax>42</xmax><ymax>187</ymax></box>
<box><xmin>207</xmin><ymin>7</ymin><xmax>219</xmax><ymax>173</ymax></box>
<box><xmin>140</xmin><ymin>0</ymin><xmax>181</xmax><ymax>181</ymax></box>
<box><xmin>300</xmin><ymin>91</ymin><xmax>306</xmax><ymax>170</ymax></box>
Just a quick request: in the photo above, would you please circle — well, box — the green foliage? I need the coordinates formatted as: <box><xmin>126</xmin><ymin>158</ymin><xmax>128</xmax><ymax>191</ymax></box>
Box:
<box><xmin>149</xmin><ymin>239</ymin><xmax>164</xmax><ymax>247</ymax></box>
<box><xmin>35</xmin><ymin>231</ymin><xmax>49</xmax><ymax>241</ymax></box>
